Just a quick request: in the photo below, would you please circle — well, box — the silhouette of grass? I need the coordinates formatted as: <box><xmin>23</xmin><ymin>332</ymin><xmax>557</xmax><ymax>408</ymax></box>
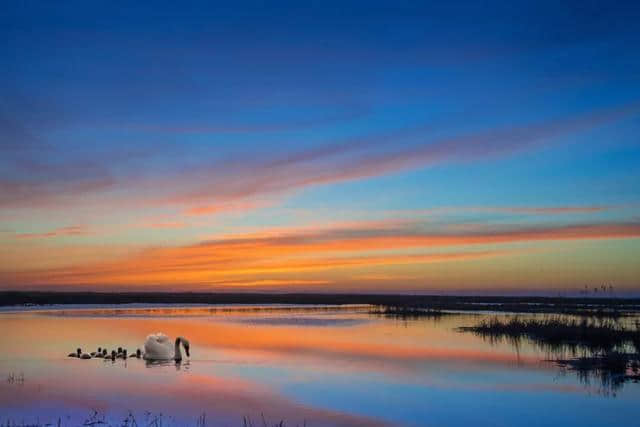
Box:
<box><xmin>458</xmin><ymin>316</ymin><xmax>640</xmax><ymax>352</ymax></box>
<box><xmin>458</xmin><ymin>316</ymin><xmax>640</xmax><ymax>394</ymax></box>
<box><xmin>369</xmin><ymin>305</ymin><xmax>451</xmax><ymax>319</ymax></box>
<box><xmin>0</xmin><ymin>410</ymin><xmax>301</xmax><ymax>427</ymax></box>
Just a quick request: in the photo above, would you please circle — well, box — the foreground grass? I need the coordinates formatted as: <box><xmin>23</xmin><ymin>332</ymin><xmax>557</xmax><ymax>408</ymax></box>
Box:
<box><xmin>0</xmin><ymin>411</ymin><xmax>301</xmax><ymax>427</ymax></box>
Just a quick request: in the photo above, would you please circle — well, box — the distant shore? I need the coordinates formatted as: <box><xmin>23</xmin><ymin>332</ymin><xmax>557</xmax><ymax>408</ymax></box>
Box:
<box><xmin>1</xmin><ymin>291</ymin><xmax>640</xmax><ymax>316</ymax></box>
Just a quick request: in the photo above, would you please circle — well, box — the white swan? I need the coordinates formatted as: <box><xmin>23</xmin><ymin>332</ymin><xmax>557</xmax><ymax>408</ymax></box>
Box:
<box><xmin>143</xmin><ymin>333</ymin><xmax>190</xmax><ymax>361</ymax></box>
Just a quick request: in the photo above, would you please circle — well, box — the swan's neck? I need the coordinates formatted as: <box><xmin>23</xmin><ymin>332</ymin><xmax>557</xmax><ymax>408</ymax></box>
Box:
<box><xmin>174</xmin><ymin>338</ymin><xmax>183</xmax><ymax>361</ymax></box>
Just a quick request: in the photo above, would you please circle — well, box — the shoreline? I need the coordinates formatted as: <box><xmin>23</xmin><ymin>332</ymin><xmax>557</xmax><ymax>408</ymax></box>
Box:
<box><xmin>2</xmin><ymin>292</ymin><xmax>640</xmax><ymax>316</ymax></box>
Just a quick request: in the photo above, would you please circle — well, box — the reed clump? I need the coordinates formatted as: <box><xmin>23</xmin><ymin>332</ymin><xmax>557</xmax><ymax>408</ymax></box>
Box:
<box><xmin>458</xmin><ymin>315</ymin><xmax>640</xmax><ymax>393</ymax></box>
<box><xmin>458</xmin><ymin>316</ymin><xmax>640</xmax><ymax>352</ymax></box>
<box><xmin>370</xmin><ymin>305</ymin><xmax>450</xmax><ymax>319</ymax></box>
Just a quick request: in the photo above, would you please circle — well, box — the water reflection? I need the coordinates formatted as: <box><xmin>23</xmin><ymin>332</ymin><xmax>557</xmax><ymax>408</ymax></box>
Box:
<box><xmin>233</xmin><ymin>317</ymin><xmax>368</xmax><ymax>326</ymax></box>
<box><xmin>143</xmin><ymin>359</ymin><xmax>191</xmax><ymax>371</ymax></box>
<box><xmin>25</xmin><ymin>304</ymin><xmax>373</xmax><ymax>318</ymax></box>
<box><xmin>1</xmin><ymin>306</ymin><xmax>639</xmax><ymax>426</ymax></box>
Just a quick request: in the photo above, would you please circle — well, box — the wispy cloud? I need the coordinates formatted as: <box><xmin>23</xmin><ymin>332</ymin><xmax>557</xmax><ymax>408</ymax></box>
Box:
<box><xmin>171</xmin><ymin>102</ymin><xmax>640</xmax><ymax>209</ymax></box>
<box><xmin>189</xmin><ymin>220</ymin><xmax>640</xmax><ymax>254</ymax></box>
<box><xmin>496</xmin><ymin>206</ymin><xmax>610</xmax><ymax>214</ymax></box>
<box><xmin>377</xmin><ymin>205</ymin><xmax>612</xmax><ymax>217</ymax></box>
<box><xmin>184</xmin><ymin>200</ymin><xmax>263</xmax><ymax>216</ymax></box>
<box><xmin>0</xmin><ymin>176</ymin><xmax>115</xmax><ymax>209</ymax></box>
<box><xmin>14</xmin><ymin>225</ymin><xmax>92</xmax><ymax>239</ymax></box>
<box><xmin>1</xmin><ymin>101</ymin><xmax>637</xmax><ymax>214</ymax></box>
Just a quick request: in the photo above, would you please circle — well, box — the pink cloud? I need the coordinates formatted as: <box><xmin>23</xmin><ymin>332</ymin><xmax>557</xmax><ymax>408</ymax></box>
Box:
<box><xmin>171</xmin><ymin>102</ymin><xmax>640</xmax><ymax>206</ymax></box>
<box><xmin>2</xmin><ymin>101</ymin><xmax>638</xmax><ymax>217</ymax></box>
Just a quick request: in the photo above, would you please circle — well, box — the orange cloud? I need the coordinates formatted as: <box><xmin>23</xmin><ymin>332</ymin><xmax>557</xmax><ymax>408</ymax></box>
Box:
<box><xmin>147</xmin><ymin>221</ymin><xmax>187</xmax><ymax>229</ymax></box>
<box><xmin>184</xmin><ymin>200</ymin><xmax>261</xmax><ymax>216</ymax></box>
<box><xmin>185</xmin><ymin>205</ymin><xmax>224</xmax><ymax>216</ymax></box>
<box><xmin>5</xmin><ymin>219</ymin><xmax>639</xmax><ymax>288</ymax></box>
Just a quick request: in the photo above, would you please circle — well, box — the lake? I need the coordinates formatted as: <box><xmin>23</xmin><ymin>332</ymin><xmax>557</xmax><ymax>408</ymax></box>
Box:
<box><xmin>1</xmin><ymin>305</ymin><xmax>638</xmax><ymax>426</ymax></box>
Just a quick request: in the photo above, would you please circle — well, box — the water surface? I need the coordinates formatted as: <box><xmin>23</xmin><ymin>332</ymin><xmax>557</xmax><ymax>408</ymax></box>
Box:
<box><xmin>1</xmin><ymin>305</ymin><xmax>638</xmax><ymax>426</ymax></box>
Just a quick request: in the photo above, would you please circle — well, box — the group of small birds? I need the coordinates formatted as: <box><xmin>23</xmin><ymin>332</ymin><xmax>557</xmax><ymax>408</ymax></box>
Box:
<box><xmin>66</xmin><ymin>333</ymin><xmax>191</xmax><ymax>362</ymax></box>
<box><xmin>68</xmin><ymin>346</ymin><xmax>142</xmax><ymax>361</ymax></box>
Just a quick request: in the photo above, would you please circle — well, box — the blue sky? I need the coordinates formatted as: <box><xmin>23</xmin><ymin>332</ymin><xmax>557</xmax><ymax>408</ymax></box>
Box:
<box><xmin>1</xmin><ymin>1</ymin><xmax>639</xmax><ymax>293</ymax></box>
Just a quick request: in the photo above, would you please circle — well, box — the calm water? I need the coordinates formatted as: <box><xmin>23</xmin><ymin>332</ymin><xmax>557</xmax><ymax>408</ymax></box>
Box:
<box><xmin>0</xmin><ymin>305</ymin><xmax>638</xmax><ymax>426</ymax></box>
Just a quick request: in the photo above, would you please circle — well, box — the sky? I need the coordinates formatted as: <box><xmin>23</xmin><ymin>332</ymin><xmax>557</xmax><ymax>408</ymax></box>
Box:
<box><xmin>1</xmin><ymin>1</ymin><xmax>640</xmax><ymax>295</ymax></box>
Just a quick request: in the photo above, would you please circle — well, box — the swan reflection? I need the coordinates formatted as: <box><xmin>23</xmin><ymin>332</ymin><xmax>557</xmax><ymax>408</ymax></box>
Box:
<box><xmin>144</xmin><ymin>359</ymin><xmax>190</xmax><ymax>370</ymax></box>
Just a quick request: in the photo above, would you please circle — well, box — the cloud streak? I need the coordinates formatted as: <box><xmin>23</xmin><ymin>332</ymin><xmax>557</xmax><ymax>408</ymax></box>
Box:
<box><xmin>1</xmin><ymin>101</ymin><xmax>637</xmax><ymax>214</ymax></box>
<box><xmin>170</xmin><ymin>101</ymin><xmax>640</xmax><ymax>210</ymax></box>
<box><xmin>380</xmin><ymin>205</ymin><xmax>613</xmax><ymax>218</ymax></box>
<box><xmin>14</xmin><ymin>225</ymin><xmax>92</xmax><ymax>239</ymax></box>
<box><xmin>5</xmin><ymin>219</ymin><xmax>639</xmax><ymax>288</ymax></box>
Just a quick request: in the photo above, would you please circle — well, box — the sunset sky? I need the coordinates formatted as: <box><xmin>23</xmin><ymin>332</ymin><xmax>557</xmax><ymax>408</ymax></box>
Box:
<box><xmin>2</xmin><ymin>1</ymin><xmax>640</xmax><ymax>294</ymax></box>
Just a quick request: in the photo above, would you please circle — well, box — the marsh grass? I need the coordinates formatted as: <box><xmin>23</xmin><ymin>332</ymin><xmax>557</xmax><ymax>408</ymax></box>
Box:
<box><xmin>369</xmin><ymin>305</ymin><xmax>450</xmax><ymax>320</ymax></box>
<box><xmin>458</xmin><ymin>316</ymin><xmax>640</xmax><ymax>351</ymax></box>
<box><xmin>458</xmin><ymin>316</ymin><xmax>640</xmax><ymax>394</ymax></box>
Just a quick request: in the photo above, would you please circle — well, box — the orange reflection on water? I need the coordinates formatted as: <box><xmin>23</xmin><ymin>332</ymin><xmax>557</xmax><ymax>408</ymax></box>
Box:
<box><xmin>2</xmin><ymin>308</ymin><xmax>545</xmax><ymax>370</ymax></box>
<box><xmin>0</xmin><ymin>307</ymin><xmax>587</xmax><ymax>426</ymax></box>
